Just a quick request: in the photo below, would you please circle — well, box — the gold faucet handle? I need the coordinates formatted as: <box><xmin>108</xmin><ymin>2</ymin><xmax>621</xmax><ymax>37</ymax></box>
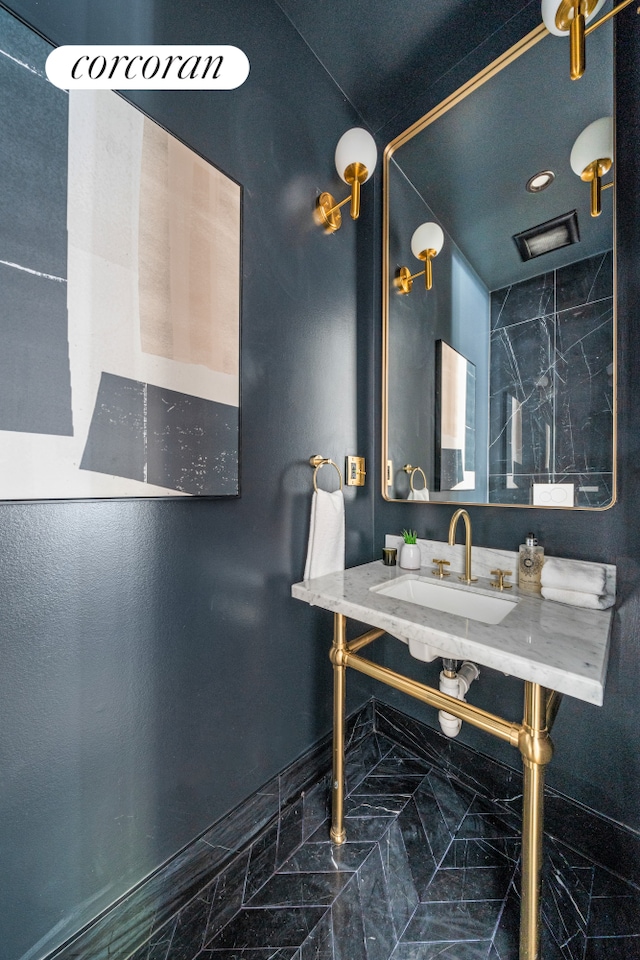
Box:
<box><xmin>490</xmin><ymin>569</ymin><xmax>513</xmax><ymax>590</ymax></box>
<box><xmin>432</xmin><ymin>558</ymin><xmax>451</xmax><ymax>578</ymax></box>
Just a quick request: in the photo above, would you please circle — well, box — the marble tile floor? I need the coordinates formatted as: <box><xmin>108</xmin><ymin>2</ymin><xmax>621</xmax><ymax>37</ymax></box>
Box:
<box><xmin>132</xmin><ymin>731</ymin><xmax>640</xmax><ymax>960</ymax></box>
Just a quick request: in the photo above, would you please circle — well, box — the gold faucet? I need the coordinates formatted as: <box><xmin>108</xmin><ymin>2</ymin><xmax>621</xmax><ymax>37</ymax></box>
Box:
<box><xmin>448</xmin><ymin>508</ymin><xmax>478</xmax><ymax>584</ymax></box>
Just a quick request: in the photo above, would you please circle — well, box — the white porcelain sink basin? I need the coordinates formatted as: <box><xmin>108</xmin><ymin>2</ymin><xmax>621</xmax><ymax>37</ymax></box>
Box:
<box><xmin>371</xmin><ymin>576</ymin><xmax>518</xmax><ymax>625</ymax></box>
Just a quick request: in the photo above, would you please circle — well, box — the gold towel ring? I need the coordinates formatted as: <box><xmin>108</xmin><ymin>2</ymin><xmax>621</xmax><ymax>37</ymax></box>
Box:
<box><xmin>309</xmin><ymin>455</ymin><xmax>343</xmax><ymax>491</ymax></box>
<box><xmin>403</xmin><ymin>463</ymin><xmax>427</xmax><ymax>492</ymax></box>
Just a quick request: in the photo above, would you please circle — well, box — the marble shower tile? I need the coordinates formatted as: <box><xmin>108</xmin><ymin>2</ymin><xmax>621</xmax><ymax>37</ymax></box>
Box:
<box><xmin>491</xmin><ymin>272</ymin><xmax>554</xmax><ymax>329</ymax></box>
<box><xmin>554</xmin><ymin>300</ymin><xmax>614</xmax><ymax>475</ymax></box>
<box><xmin>555</xmin><ymin>251</ymin><xmax>613</xmax><ymax>312</ymax></box>
<box><xmin>489</xmin><ymin>316</ymin><xmax>555</xmax><ymax>477</ymax></box>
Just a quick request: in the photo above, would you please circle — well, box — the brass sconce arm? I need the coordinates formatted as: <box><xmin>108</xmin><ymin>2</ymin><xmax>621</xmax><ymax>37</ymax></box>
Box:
<box><xmin>395</xmin><ymin>249</ymin><xmax>438</xmax><ymax>293</ymax></box>
<box><xmin>546</xmin><ymin>0</ymin><xmax>636</xmax><ymax>80</ymax></box>
<box><xmin>316</xmin><ymin>161</ymin><xmax>370</xmax><ymax>232</ymax></box>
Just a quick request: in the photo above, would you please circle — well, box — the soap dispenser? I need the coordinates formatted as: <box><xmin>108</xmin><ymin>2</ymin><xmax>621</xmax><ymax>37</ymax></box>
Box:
<box><xmin>518</xmin><ymin>533</ymin><xmax>544</xmax><ymax>592</ymax></box>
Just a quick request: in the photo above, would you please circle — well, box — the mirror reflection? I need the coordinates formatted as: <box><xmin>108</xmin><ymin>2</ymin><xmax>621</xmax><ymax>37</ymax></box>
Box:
<box><xmin>383</xmin><ymin>21</ymin><xmax>615</xmax><ymax>509</ymax></box>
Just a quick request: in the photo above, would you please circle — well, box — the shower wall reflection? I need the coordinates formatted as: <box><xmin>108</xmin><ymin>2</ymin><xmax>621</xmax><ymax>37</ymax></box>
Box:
<box><xmin>489</xmin><ymin>251</ymin><xmax>613</xmax><ymax>507</ymax></box>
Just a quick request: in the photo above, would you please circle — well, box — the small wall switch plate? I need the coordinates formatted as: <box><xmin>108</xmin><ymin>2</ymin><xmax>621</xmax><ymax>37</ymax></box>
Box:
<box><xmin>346</xmin><ymin>456</ymin><xmax>366</xmax><ymax>486</ymax></box>
<box><xmin>386</xmin><ymin>460</ymin><xmax>393</xmax><ymax>488</ymax></box>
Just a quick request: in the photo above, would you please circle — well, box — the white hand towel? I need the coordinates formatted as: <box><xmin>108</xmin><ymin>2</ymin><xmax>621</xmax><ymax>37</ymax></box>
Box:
<box><xmin>408</xmin><ymin>487</ymin><xmax>430</xmax><ymax>501</ymax></box>
<box><xmin>540</xmin><ymin>557</ymin><xmax>606</xmax><ymax>595</ymax></box>
<box><xmin>541</xmin><ymin>587</ymin><xmax>614</xmax><ymax>610</ymax></box>
<box><xmin>303</xmin><ymin>489</ymin><xmax>345</xmax><ymax>581</ymax></box>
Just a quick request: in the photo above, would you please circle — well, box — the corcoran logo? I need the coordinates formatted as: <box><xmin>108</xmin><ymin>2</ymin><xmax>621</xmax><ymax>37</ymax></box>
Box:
<box><xmin>45</xmin><ymin>45</ymin><xmax>250</xmax><ymax>90</ymax></box>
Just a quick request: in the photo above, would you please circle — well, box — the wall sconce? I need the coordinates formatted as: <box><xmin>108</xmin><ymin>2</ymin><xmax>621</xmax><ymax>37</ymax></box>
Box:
<box><xmin>315</xmin><ymin>127</ymin><xmax>377</xmax><ymax>233</ymax></box>
<box><xmin>541</xmin><ymin>0</ymin><xmax>635</xmax><ymax>80</ymax></box>
<box><xmin>395</xmin><ymin>222</ymin><xmax>445</xmax><ymax>293</ymax></box>
<box><xmin>570</xmin><ymin>116</ymin><xmax>613</xmax><ymax>217</ymax></box>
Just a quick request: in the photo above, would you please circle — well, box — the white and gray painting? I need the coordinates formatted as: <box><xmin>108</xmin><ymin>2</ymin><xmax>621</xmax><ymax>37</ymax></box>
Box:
<box><xmin>0</xmin><ymin>8</ymin><xmax>240</xmax><ymax>499</ymax></box>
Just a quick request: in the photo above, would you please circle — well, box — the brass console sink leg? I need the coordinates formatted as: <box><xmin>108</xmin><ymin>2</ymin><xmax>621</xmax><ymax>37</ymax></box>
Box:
<box><xmin>519</xmin><ymin>681</ymin><xmax>553</xmax><ymax>960</ymax></box>
<box><xmin>330</xmin><ymin>612</ymin><xmax>347</xmax><ymax>844</ymax></box>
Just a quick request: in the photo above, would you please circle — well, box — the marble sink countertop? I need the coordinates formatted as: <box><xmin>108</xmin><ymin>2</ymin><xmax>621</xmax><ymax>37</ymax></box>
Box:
<box><xmin>292</xmin><ymin>548</ymin><xmax>616</xmax><ymax>706</ymax></box>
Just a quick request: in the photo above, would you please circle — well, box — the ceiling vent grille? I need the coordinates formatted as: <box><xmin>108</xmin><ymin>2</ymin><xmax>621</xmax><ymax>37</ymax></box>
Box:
<box><xmin>513</xmin><ymin>210</ymin><xmax>580</xmax><ymax>261</ymax></box>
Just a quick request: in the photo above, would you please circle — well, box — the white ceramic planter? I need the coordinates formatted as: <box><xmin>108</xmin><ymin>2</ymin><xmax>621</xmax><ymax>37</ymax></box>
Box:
<box><xmin>399</xmin><ymin>543</ymin><xmax>421</xmax><ymax>569</ymax></box>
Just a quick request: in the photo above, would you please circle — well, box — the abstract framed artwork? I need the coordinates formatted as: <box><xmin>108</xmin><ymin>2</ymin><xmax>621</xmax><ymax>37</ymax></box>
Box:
<box><xmin>0</xmin><ymin>6</ymin><xmax>241</xmax><ymax>499</ymax></box>
<box><xmin>435</xmin><ymin>340</ymin><xmax>476</xmax><ymax>492</ymax></box>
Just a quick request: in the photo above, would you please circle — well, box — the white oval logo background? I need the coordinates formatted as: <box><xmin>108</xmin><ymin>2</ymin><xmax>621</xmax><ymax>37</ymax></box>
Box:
<box><xmin>46</xmin><ymin>45</ymin><xmax>250</xmax><ymax>90</ymax></box>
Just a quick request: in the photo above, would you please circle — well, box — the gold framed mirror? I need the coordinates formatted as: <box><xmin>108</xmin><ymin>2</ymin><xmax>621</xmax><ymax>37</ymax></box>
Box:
<box><xmin>382</xmin><ymin>21</ymin><xmax>615</xmax><ymax>509</ymax></box>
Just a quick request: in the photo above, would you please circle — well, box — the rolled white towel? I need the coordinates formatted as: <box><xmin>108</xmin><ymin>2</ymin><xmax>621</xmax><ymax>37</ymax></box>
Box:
<box><xmin>540</xmin><ymin>557</ymin><xmax>606</xmax><ymax>596</ymax></box>
<box><xmin>541</xmin><ymin>587</ymin><xmax>614</xmax><ymax>610</ymax></box>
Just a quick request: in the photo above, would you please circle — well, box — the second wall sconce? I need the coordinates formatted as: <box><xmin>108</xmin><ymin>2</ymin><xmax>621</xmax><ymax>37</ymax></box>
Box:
<box><xmin>541</xmin><ymin>0</ymin><xmax>635</xmax><ymax>80</ymax></box>
<box><xmin>395</xmin><ymin>222</ymin><xmax>445</xmax><ymax>294</ymax></box>
<box><xmin>570</xmin><ymin>116</ymin><xmax>613</xmax><ymax>217</ymax></box>
<box><xmin>316</xmin><ymin>127</ymin><xmax>377</xmax><ymax>233</ymax></box>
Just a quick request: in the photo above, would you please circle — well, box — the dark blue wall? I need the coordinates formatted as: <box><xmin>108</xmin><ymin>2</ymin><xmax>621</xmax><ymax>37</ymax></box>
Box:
<box><xmin>1</xmin><ymin>3</ymin><xmax>639</xmax><ymax>960</ymax></box>
<box><xmin>0</xmin><ymin>3</ymin><xmax>376</xmax><ymax>958</ymax></box>
<box><xmin>374</xmin><ymin>4</ymin><xmax>640</xmax><ymax>839</ymax></box>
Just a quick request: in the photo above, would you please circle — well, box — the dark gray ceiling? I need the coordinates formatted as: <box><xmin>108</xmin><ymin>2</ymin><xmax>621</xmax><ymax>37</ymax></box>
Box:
<box><xmin>275</xmin><ymin>0</ymin><xmax>538</xmax><ymax>132</ymax></box>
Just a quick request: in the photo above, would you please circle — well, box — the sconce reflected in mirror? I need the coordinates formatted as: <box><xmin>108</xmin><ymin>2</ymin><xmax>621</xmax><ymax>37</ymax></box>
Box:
<box><xmin>395</xmin><ymin>222</ymin><xmax>445</xmax><ymax>293</ymax></box>
<box><xmin>315</xmin><ymin>127</ymin><xmax>377</xmax><ymax>233</ymax></box>
<box><xmin>570</xmin><ymin>116</ymin><xmax>613</xmax><ymax>216</ymax></box>
<box><xmin>541</xmin><ymin>0</ymin><xmax>635</xmax><ymax>80</ymax></box>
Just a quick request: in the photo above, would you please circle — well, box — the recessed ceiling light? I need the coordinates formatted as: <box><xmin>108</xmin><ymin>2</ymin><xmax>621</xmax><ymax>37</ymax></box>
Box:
<box><xmin>526</xmin><ymin>170</ymin><xmax>555</xmax><ymax>193</ymax></box>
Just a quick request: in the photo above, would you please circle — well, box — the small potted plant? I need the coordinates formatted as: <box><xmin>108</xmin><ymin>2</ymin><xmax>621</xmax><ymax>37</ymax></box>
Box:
<box><xmin>400</xmin><ymin>529</ymin><xmax>421</xmax><ymax>569</ymax></box>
